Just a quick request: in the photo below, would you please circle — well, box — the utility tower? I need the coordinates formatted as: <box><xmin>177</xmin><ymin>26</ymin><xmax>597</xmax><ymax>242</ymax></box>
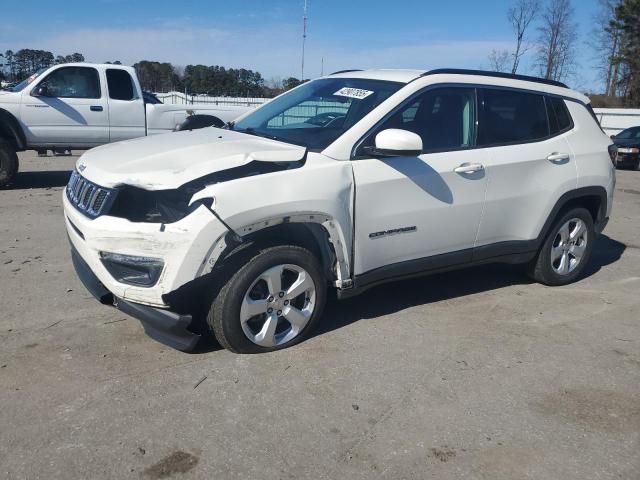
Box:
<box><xmin>301</xmin><ymin>0</ymin><xmax>308</xmax><ymax>81</ymax></box>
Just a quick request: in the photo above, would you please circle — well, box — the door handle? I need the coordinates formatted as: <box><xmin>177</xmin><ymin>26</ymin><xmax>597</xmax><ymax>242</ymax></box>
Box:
<box><xmin>454</xmin><ymin>162</ymin><xmax>484</xmax><ymax>174</ymax></box>
<box><xmin>547</xmin><ymin>152</ymin><xmax>570</xmax><ymax>163</ymax></box>
<box><xmin>90</xmin><ymin>105</ymin><xmax>103</xmax><ymax>112</ymax></box>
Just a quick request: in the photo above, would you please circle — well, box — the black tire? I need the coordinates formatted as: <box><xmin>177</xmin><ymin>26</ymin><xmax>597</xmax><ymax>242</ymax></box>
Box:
<box><xmin>208</xmin><ymin>245</ymin><xmax>327</xmax><ymax>354</ymax></box>
<box><xmin>529</xmin><ymin>207</ymin><xmax>595</xmax><ymax>286</ymax></box>
<box><xmin>0</xmin><ymin>142</ymin><xmax>19</xmax><ymax>188</ymax></box>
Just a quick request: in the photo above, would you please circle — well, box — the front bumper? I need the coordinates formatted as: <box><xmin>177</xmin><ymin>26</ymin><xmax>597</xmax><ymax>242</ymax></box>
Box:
<box><xmin>71</xmin><ymin>244</ymin><xmax>200</xmax><ymax>351</ymax></box>
<box><xmin>63</xmin><ymin>191</ymin><xmax>229</xmax><ymax>307</ymax></box>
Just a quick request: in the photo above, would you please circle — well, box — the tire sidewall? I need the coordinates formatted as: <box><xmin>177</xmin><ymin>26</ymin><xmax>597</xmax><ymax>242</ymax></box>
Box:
<box><xmin>0</xmin><ymin>143</ymin><xmax>19</xmax><ymax>187</ymax></box>
<box><xmin>214</xmin><ymin>246</ymin><xmax>326</xmax><ymax>354</ymax></box>
<box><xmin>538</xmin><ymin>207</ymin><xmax>595</xmax><ymax>285</ymax></box>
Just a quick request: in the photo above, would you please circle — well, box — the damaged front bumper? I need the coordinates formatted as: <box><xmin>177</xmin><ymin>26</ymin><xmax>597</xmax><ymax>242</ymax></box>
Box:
<box><xmin>63</xmin><ymin>191</ymin><xmax>230</xmax><ymax>307</ymax></box>
<box><xmin>63</xmin><ymin>188</ymin><xmax>232</xmax><ymax>351</ymax></box>
<box><xmin>71</xmin><ymin>244</ymin><xmax>201</xmax><ymax>351</ymax></box>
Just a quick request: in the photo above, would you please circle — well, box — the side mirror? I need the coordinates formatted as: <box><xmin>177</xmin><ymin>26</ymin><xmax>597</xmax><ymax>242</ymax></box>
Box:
<box><xmin>610</xmin><ymin>134</ymin><xmax>616</xmax><ymax>140</ymax></box>
<box><xmin>32</xmin><ymin>83</ymin><xmax>50</xmax><ymax>97</ymax></box>
<box><xmin>368</xmin><ymin>129</ymin><xmax>423</xmax><ymax>157</ymax></box>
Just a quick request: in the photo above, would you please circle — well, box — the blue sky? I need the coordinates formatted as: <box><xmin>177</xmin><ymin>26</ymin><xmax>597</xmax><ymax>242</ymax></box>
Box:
<box><xmin>1</xmin><ymin>0</ymin><xmax>602</xmax><ymax>91</ymax></box>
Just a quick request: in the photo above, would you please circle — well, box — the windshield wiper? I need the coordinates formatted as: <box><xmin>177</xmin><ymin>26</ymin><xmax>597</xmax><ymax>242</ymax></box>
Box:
<box><xmin>241</xmin><ymin>127</ymin><xmax>285</xmax><ymax>142</ymax></box>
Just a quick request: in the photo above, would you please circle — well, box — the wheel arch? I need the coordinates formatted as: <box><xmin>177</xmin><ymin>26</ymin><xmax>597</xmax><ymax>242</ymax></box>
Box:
<box><xmin>210</xmin><ymin>212</ymin><xmax>352</xmax><ymax>288</ymax></box>
<box><xmin>538</xmin><ymin>186</ymin><xmax>608</xmax><ymax>244</ymax></box>
<box><xmin>0</xmin><ymin>108</ymin><xmax>27</xmax><ymax>151</ymax></box>
<box><xmin>175</xmin><ymin>114</ymin><xmax>225</xmax><ymax>131</ymax></box>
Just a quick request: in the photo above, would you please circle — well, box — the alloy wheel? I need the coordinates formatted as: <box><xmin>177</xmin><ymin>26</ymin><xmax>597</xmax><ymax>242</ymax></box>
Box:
<box><xmin>550</xmin><ymin>218</ymin><xmax>588</xmax><ymax>275</ymax></box>
<box><xmin>240</xmin><ymin>264</ymin><xmax>317</xmax><ymax>347</ymax></box>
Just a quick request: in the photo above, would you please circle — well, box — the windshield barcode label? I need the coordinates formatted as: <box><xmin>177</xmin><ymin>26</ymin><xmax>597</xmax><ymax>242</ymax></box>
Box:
<box><xmin>334</xmin><ymin>87</ymin><xmax>374</xmax><ymax>100</ymax></box>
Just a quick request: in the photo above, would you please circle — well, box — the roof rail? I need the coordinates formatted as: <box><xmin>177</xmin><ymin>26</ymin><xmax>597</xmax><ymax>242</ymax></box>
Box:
<box><xmin>330</xmin><ymin>69</ymin><xmax>363</xmax><ymax>75</ymax></box>
<box><xmin>420</xmin><ymin>69</ymin><xmax>569</xmax><ymax>89</ymax></box>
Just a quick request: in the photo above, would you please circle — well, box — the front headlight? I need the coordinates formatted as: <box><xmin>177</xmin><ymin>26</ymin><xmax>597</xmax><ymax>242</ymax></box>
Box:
<box><xmin>108</xmin><ymin>185</ymin><xmax>202</xmax><ymax>224</ymax></box>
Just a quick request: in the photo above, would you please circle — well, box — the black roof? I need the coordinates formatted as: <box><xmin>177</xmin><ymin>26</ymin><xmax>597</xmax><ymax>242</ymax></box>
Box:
<box><xmin>420</xmin><ymin>69</ymin><xmax>569</xmax><ymax>89</ymax></box>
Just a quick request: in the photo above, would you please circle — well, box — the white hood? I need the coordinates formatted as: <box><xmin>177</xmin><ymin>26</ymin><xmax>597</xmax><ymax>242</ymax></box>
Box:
<box><xmin>78</xmin><ymin>128</ymin><xmax>306</xmax><ymax>190</ymax></box>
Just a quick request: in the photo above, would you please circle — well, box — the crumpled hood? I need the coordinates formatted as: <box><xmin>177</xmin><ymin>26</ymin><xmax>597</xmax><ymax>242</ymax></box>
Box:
<box><xmin>78</xmin><ymin>128</ymin><xmax>306</xmax><ymax>190</ymax></box>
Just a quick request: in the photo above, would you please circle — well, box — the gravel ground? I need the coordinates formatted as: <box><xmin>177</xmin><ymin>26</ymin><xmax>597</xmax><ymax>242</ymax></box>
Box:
<box><xmin>0</xmin><ymin>151</ymin><xmax>639</xmax><ymax>480</ymax></box>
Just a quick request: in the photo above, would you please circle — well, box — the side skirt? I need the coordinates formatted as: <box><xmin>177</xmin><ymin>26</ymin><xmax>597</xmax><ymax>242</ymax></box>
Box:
<box><xmin>337</xmin><ymin>241</ymin><xmax>537</xmax><ymax>300</ymax></box>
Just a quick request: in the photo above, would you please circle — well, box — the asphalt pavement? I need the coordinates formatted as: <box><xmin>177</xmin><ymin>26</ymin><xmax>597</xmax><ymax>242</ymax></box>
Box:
<box><xmin>1</xmin><ymin>151</ymin><xmax>638</xmax><ymax>479</ymax></box>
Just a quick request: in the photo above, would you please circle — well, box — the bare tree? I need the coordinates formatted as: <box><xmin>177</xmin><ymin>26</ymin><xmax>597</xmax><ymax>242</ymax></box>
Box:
<box><xmin>588</xmin><ymin>0</ymin><xmax>623</xmax><ymax>96</ymax></box>
<box><xmin>488</xmin><ymin>49</ymin><xmax>511</xmax><ymax>72</ymax></box>
<box><xmin>536</xmin><ymin>0</ymin><xmax>578</xmax><ymax>81</ymax></box>
<box><xmin>508</xmin><ymin>0</ymin><xmax>540</xmax><ymax>73</ymax></box>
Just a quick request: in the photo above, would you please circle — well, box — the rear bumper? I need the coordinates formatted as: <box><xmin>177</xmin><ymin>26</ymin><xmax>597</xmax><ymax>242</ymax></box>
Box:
<box><xmin>71</xmin><ymin>244</ymin><xmax>200</xmax><ymax>352</ymax></box>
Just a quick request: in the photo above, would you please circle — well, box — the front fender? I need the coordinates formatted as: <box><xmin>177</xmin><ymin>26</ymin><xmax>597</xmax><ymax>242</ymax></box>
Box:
<box><xmin>195</xmin><ymin>154</ymin><xmax>355</xmax><ymax>283</ymax></box>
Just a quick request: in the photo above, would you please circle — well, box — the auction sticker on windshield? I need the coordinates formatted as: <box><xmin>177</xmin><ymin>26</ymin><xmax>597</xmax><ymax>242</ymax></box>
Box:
<box><xmin>334</xmin><ymin>87</ymin><xmax>374</xmax><ymax>100</ymax></box>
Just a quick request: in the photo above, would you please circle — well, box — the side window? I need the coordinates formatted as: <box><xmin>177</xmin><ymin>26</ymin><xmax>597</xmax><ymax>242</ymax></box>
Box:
<box><xmin>547</xmin><ymin>96</ymin><xmax>572</xmax><ymax>134</ymax></box>
<box><xmin>375</xmin><ymin>87</ymin><xmax>475</xmax><ymax>152</ymax></box>
<box><xmin>106</xmin><ymin>69</ymin><xmax>136</xmax><ymax>101</ymax></box>
<box><xmin>478</xmin><ymin>89</ymin><xmax>548</xmax><ymax>146</ymax></box>
<box><xmin>37</xmin><ymin>67</ymin><xmax>100</xmax><ymax>99</ymax></box>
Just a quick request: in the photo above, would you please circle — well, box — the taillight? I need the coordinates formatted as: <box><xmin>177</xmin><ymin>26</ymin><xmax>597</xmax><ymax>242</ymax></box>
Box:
<box><xmin>608</xmin><ymin>144</ymin><xmax>617</xmax><ymax>163</ymax></box>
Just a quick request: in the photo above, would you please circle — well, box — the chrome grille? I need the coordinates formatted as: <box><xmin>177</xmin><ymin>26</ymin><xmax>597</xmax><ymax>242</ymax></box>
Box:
<box><xmin>66</xmin><ymin>170</ymin><xmax>116</xmax><ymax>218</ymax></box>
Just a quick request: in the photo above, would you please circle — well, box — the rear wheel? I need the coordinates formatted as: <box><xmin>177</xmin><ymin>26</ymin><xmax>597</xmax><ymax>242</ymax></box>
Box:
<box><xmin>208</xmin><ymin>245</ymin><xmax>326</xmax><ymax>353</ymax></box>
<box><xmin>0</xmin><ymin>142</ymin><xmax>19</xmax><ymax>188</ymax></box>
<box><xmin>529</xmin><ymin>207</ymin><xmax>594</xmax><ymax>286</ymax></box>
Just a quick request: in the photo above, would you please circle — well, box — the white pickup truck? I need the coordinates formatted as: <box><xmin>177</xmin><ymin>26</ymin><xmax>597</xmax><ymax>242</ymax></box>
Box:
<box><xmin>0</xmin><ymin>63</ymin><xmax>251</xmax><ymax>187</ymax></box>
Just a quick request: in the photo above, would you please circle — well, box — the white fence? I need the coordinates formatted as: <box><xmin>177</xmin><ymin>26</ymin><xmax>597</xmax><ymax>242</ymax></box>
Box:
<box><xmin>155</xmin><ymin>91</ymin><xmax>269</xmax><ymax>107</ymax></box>
<box><xmin>593</xmin><ymin>108</ymin><xmax>640</xmax><ymax>135</ymax></box>
<box><xmin>154</xmin><ymin>93</ymin><xmax>640</xmax><ymax>135</ymax></box>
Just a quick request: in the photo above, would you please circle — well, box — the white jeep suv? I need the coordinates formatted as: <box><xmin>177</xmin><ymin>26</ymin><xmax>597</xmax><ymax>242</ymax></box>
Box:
<box><xmin>64</xmin><ymin>69</ymin><xmax>615</xmax><ymax>353</ymax></box>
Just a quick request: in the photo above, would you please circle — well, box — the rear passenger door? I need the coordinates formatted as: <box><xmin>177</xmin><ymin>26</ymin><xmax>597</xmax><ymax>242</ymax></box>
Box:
<box><xmin>106</xmin><ymin>68</ymin><xmax>146</xmax><ymax>142</ymax></box>
<box><xmin>474</xmin><ymin>88</ymin><xmax>577</xmax><ymax>254</ymax></box>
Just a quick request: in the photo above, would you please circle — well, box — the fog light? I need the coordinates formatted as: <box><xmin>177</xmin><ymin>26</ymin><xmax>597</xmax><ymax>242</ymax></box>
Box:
<box><xmin>100</xmin><ymin>252</ymin><xmax>164</xmax><ymax>287</ymax></box>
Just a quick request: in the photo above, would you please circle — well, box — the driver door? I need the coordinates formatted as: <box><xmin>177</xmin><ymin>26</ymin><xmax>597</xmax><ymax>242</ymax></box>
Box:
<box><xmin>351</xmin><ymin>86</ymin><xmax>488</xmax><ymax>277</ymax></box>
<box><xmin>21</xmin><ymin>65</ymin><xmax>109</xmax><ymax>147</ymax></box>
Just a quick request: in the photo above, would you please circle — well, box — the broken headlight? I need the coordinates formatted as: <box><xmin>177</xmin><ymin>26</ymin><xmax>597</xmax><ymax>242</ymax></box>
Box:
<box><xmin>108</xmin><ymin>185</ymin><xmax>200</xmax><ymax>224</ymax></box>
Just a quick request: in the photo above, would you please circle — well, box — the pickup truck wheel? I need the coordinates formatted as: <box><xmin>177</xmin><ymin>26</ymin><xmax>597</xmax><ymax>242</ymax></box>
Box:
<box><xmin>208</xmin><ymin>245</ymin><xmax>326</xmax><ymax>354</ymax></box>
<box><xmin>529</xmin><ymin>207</ymin><xmax>594</xmax><ymax>286</ymax></box>
<box><xmin>0</xmin><ymin>142</ymin><xmax>19</xmax><ymax>188</ymax></box>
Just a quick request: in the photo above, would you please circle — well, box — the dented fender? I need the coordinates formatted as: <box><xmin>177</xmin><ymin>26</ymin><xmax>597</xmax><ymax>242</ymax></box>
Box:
<box><xmin>194</xmin><ymin>152</ymin><xmax>355</xmax><ymax>284</ymax></box>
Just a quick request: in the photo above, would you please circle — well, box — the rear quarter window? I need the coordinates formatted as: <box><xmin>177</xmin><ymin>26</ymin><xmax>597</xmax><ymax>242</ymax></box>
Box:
<box><xmin>478</xmin><ymin>89</ymin><xmax>549</xmax><ymax>146</ymax></box>
<box><xmin>547</xmin><ymin>97</ymin><xmax>573</xmax><ymax>135</ymax></box>
<box><xmin>106</xmin><ymin>69</ymin><xmax>136</xmax><ymax>101</ymax></box>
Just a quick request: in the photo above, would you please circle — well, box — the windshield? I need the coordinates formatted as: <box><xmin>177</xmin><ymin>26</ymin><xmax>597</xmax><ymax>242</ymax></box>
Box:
<box><xmin>7</xmin><ymin>68</ymin><xmax>47</xmax><ymax>92</ymax></box>
<box><xmin>616</xmin><ymin>127</ymin><xmax>640</xmax><ymax>140</ymax></box>
<box><xmin>232</xmin><ymin>78</ymin><xmax>403</xmax><ymax>150</ymax></box>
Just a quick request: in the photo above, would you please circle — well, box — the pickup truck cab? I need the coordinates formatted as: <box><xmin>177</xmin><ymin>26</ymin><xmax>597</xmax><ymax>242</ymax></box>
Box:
<box><xmin>0</xmin><ymin>63</ymin><xmax>250</xmax><ymax>187</ymax></box>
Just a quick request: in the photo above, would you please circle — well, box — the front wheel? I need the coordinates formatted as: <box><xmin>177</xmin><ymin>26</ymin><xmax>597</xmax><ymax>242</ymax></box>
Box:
<box><xmin>208</xmin><ymin>245</ymin><xmax>327</xmax><ymax>353</ymax></box>
<box><xmin>0</xmin><ymin>142</ymin><xmax>19</xmax><ymax>188</ymax></box>
<box><xmin>529</xmin><ymin>207</ymin><xmax>595</xmax><ymax>286</ymax></box>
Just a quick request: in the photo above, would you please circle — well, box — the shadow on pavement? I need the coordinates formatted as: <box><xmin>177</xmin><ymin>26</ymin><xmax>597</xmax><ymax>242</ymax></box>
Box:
<box><xmin>9</xmin><ymin>170</ymin><xmax>72</xmax><ymax>190</ymax></box>
<box><xmin>316</xmin><ymin>234</ymin><xmax>626</xmax><ymax>337</ymax></box>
